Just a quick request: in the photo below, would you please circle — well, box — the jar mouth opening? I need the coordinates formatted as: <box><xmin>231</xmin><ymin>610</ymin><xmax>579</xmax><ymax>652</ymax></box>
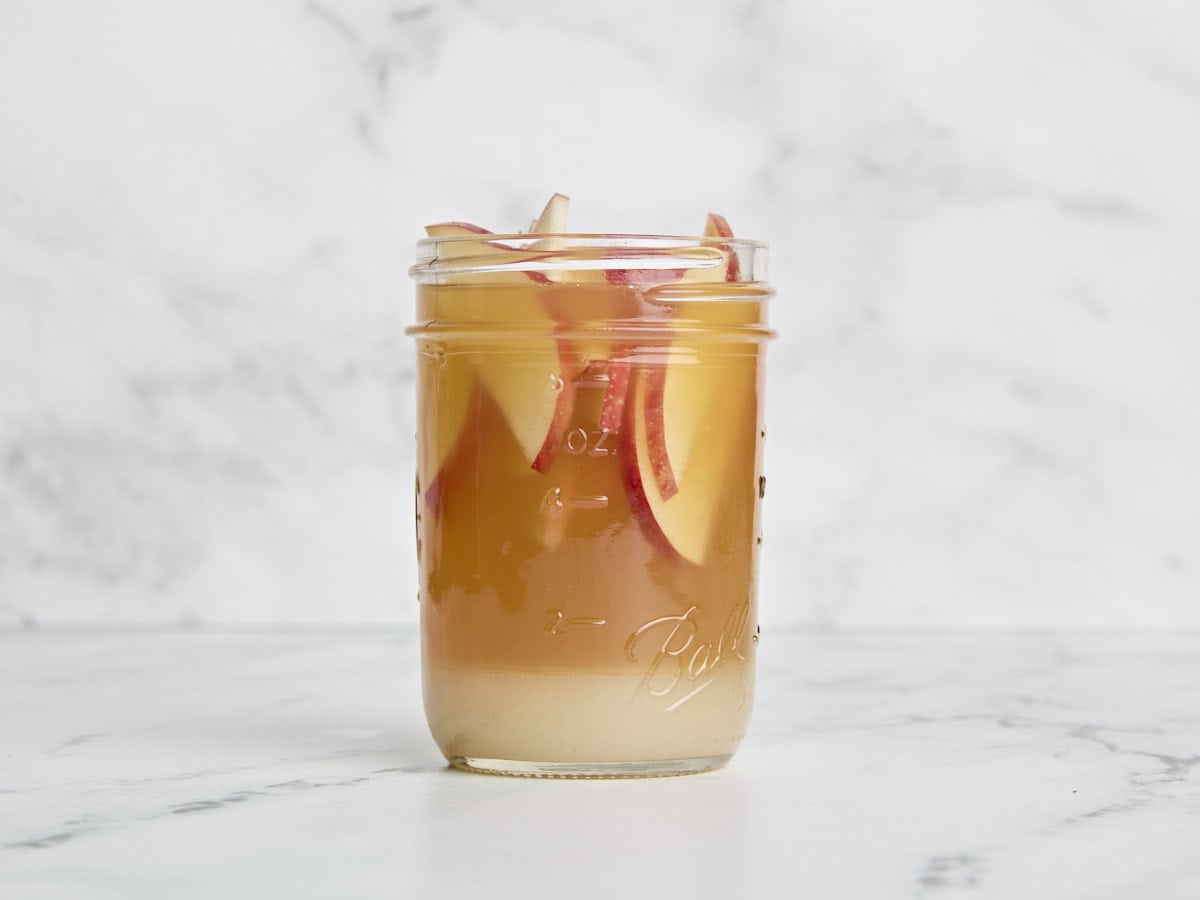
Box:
<box><xmin>416</xmin><ymin>232</ymin><xmax>767</xmax><ymax>247</ymax></box>
<box><xmin>410</xmin><ymin>234</ymin><xmax>768</xmax><ymax>284</ymax></box>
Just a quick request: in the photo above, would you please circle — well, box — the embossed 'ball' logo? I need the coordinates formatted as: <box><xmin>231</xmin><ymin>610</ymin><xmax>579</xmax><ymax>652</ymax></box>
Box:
<box><xmin>624</xmin><ymin>602</ymin><xmax>750</xmax><ymax>711</ymax></box>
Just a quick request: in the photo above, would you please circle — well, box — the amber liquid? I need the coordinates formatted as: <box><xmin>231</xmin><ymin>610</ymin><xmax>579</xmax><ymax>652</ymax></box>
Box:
<box><xmin>414</xmin><ymin>280</ymin><xmax>767</xmax><ymax>770</ymax></box>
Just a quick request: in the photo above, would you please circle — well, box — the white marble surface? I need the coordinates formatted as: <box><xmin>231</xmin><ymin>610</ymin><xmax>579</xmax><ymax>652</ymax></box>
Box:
<box><xmin>1</xmin><ymin>1</ymin><xmax>1198</xmax><ymax>627</ymax></box>
<box><xmin>2</xmin><ymin>628</ymin><xmax>1199</xmax><ymax>898</ymax></box>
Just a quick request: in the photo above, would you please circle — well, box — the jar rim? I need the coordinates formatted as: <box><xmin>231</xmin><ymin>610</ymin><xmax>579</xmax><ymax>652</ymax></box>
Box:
<box><xmin>415</xmin><ymin>232</ymin><xmax>768</xmax><ymax>247</ymax></box>
<box><xmin>410</xmin><ymin>233</ymin><xmax>768</xmax><ymax>284</ymax></box>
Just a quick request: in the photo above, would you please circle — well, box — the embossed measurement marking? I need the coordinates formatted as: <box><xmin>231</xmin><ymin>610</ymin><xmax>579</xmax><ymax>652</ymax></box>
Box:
<box><xmin>563</xmin><ymin>427</ymin><xmax>615</xmax><ymax>457</ymax></box>
<box><xmin>567</xmin><ymin>495</ymin><xmax>608</xmax><ymax>510</ymax></box>
<box><xmin>545</xmin><ymin>609</ymin><xmax>609</xmax><ymax>635</ymax></box>
<box><xmin>541</xmin><ymin>489</ymin><xmax>609</xmax><ymax>514</ymax></box>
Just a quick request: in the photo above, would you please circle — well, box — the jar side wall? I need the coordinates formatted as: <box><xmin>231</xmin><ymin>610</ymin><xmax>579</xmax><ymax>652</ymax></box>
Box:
<box><xmin>411</xmin><ymin>272</ymin><xmax>768</xmax><ymax>771</ymax></box>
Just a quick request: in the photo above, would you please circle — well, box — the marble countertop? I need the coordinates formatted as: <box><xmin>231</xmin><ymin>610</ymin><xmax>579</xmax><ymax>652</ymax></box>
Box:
<box><xmin>2</xmin><ymin>629</ymin><xmax>1198</xmax><ymax>898</ymax></box>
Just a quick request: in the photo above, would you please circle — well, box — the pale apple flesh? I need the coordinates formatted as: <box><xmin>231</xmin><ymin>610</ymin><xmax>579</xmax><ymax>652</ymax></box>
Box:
<box><xmin>619</xmin><ymin>355</ymin><xmax>755</xmax><ymax>564</ymax></box>
<box><xmin>532</xmin><ymin>193</ymin><xmax>569</xmax><ymax>234</ymax></box>
<box><xmin>424</xmin><ymin>222</ymin><xmax>553</xmax><ymax>284</ymax></box>
<box><xmin>418</xmin><ymin>343</ymin><xmax>478</xmax><ymax>513</ymax></box>
<box><xmin>704</xmin><ymin>212</ymin><xmax>741</xmax><ymax>282</ymax></box>
<box><xmin>422</xmin><ymin>197</ymin><xmax>753</xmax><ymax>565</ymax></box>
<box><xmin>424</xmin><ymin>200</ymin><xmax>580</xmax><ymax>473</ymax></box>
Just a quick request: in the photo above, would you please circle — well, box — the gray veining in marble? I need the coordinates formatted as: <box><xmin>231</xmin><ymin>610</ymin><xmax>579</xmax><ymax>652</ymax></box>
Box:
<box><xmin>1</xmin><ymin>1</ymin><xmax>1197</xmax><ymax>627</ymax></box>
<box><xmin>2</xmin><ymin>629</ymin><xmax>1199</xmax><ymax>898</ymax></box>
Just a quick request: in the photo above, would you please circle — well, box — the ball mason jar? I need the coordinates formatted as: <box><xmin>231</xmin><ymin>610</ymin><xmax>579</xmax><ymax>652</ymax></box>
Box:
<box><xmin>407</xmin><ymin>232</ymin><xmax>773</xmax><ymax>777</ymax></box>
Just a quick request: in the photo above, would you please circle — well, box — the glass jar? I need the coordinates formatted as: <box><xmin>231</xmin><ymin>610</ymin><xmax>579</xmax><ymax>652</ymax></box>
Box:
<box><xmin>407</xmin><ymin>232</ymin><xmax>773</xmax><ymax>777</ymax></box>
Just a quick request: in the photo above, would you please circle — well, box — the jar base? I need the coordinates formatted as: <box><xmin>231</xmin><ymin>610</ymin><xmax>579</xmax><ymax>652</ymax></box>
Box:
<box><xmin>446</xmin><ymin>754</ymin><xmax>732</xmax><ymax>779</ymax></box>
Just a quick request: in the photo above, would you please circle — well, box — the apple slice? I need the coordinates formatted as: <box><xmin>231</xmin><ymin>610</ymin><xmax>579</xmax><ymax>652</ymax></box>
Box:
<box><xmin>605</xmin><ymin>266</ymin><xmax>687</xmax><ymax>287</ymax></box>
<box><xmin>424</xmin><ymin>221</ymin><xmax>558</xmax><ymax>286</ymax></box>
<box><xmin>599</xmin><ymin>358</ymin><xmax>632</xmax><ymax>433</ymax></box>
<box><xmin>531</xmin><ymin>193</ymin><xmax>569</xmax><ymax>234</ymax></box>
<box><xmin>424</xmin><ymin>221</ymin><xmax>503</xmax><ymax>257</ymax></box>
<box><xmin>639</xmin><ymin>366</ymin><xmax>678</xmax><ymax>500</ymax></box>
<box><xmin>620</xmin><ymin>357</ymin><xmax>755</xmax><ymax>564</ymax></box>
<box><xmin>600</xmin><ymin>212</ymin><xmax>737</xmax><ymax>286</ymax></box>
<box><xmin>483</xmin><ymin>194</ymin><xmax>578</xmax><ymax>470</ymax></box>
<box><xmin>425</xmin><ymin>199</ymin><xmax>585</xmax><ymax>472</ymax></box>
<box><xmin>418</xmin><ymin>348</ymin><xmax>479</xmax><ymax>512</ymax></box>
<box><xmin>704</xmin><ymin>212</ymin><xmax>734</xmax><ymax>238</ymax></box>
<box><xmin>703</xmin><ymin>212</ymin><xmax>741</xmax><ymax>282</ymax></box>
<box><xmin>527</xmin><ymin>192</ymin><xmax>570</xmax><ymax>285</ymax></box>
<box><xmin>475</xmin><ymin>336</ymin><xmax>583</xmax><ymax>473</ymax></box>
<box><xmin>603</xmin><ymin>244</ymin><xmax>729</xmax><ymax>287</ymax></box>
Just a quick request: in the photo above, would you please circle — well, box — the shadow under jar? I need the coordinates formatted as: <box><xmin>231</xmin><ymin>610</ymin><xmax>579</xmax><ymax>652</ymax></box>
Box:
<box><xmin>407</xmin><ymin>233</ymin><xmax>774</xmax><ymax>777</ymax></box>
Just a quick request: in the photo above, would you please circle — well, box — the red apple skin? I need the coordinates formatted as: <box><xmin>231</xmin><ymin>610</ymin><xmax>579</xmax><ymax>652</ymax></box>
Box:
<box><xmin>599</xmin><ymin>359</ymin><xmax>631</xmax><ymax>433</ymax></box>
<box><xmin>618</xmin><ymin>370</ymin><xmax>683</xmax><ymax>560</ymax></box>
<box><xmin>705</xmin><ymin>213</ymin><xmax>734</xmax><ymax>238</ymax></box>
<box><xmin>423</xmin><ymin>473</ymin><xmax>441</xmax><ymax>514</ymax></box>
<box><xmin>432</xmin><ymin>220</ymin><xmax>491</xmax><ymax>234</ymax></box>
<box><xmin>704</xmin><ymin>213</ymin><xmax>741</xmax><ymax>282</ymax></box>
<box><xmin>604</xmin><ymin>268</ymin><xmax>687</xmax><ymax>287</ymax></box>
<box><xmin>640</xmin><ymin>366</ymin><xmax>679</xmax><ymax>500</ymax></box>
<box><xmin>530</xmin><ymin>340</ymin><xmax>582</xmax><ymax>473</ymax></box>
<box><xmin>425</xmin><ymin>197</ymin><xmax>579</xmax><ymax>478</ymax></box>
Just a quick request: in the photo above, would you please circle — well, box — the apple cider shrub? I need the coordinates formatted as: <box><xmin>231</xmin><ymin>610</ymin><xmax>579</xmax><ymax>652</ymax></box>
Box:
<box><xmin>408</xmin><ymin>197</ymin><xmax>773</xmax><ymax>777</ymax></box>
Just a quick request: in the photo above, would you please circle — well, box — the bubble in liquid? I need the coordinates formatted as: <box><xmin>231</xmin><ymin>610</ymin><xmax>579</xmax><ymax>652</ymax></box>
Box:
<box><xmin>550</xmin><ymin>373</ymin><xmax>565</xmax><ymax>393</ymax></box>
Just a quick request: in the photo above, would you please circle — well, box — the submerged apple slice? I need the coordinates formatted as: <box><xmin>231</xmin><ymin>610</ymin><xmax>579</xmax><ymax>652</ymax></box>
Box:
<box><xmin>599</xmin><ymin>358</ymin><xmax>632</xmax><ymax>433</ymax></box>
<box><xmin>621</xmin><ymin>357</ymin><xmax>755</xmax><ymax>564</ymax></box>
<box><xmin>477</xmin><ymin>337</ymin><xmax>582</xmax><ymax>473</ymax></box>
<box><xmin>418</xmin><ymin>347</ymin><xmax>479</xmax><ymax>511</ymax></box>
<box><xmin>639</xmin><ymin>366</ymin><xmax>678</xmax><ymax>500</ymax></box>
<box><xmin>424</xmin><ymin>335</ymin><xmax>580</xmax><ymax>496</ymax></box>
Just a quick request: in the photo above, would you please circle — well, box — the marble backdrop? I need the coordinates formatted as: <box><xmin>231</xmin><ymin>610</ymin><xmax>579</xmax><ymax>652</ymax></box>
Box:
<box><xmin>1</xmin><ymin>1</ymin><xmax>1197</xmax><ymax>626</ymax></box>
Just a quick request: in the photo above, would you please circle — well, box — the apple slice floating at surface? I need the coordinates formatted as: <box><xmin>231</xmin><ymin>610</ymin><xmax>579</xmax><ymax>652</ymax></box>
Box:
<box><xmin>527</xmin><ymin>193</ymin><xmax>570</xmax><ymax>285</ymax></box>
<box><xmin>704</xmin><ymin>212</ymin><xmax>734</xmax><ymax>238</ymax></box>
<box><xmin>424</xmin><ymin>220</ymin><xmax>556</xmax><ymax>286</ymax></box>
<box><xmin>703</xmin><ymin>212</ymin><xmax>741</xmax><ymax>282</ymax></box>
<box><xmin>484</xmin><ymin>194</ymin><xmax>579</xmax><ymax>469</ymax></box>
<box><xmin>424</xmin><ymin>197</ymin><xmax>583</xmax><ymax>472</ymax></box>
<box><xmin>531</xmin><ymin>193</ymin><xmax>569</xmax><ymax>234</ymax></box>
<box><xmin>424</xmin><ymin>221</ymin><xmax>501</xmax><ymax>257</ymax></box>
<box><xmin>422</xmin><ymin>197</ymin><xmax>755</xmax><ymax>495</ymax></box>
<box><xmin>604</xmin><ymin>244</ymin><xmax>730</xmax><ymax>288</ymax></box>
<box><xmin>621</xmin><ymin>355</ymin><xmax>755</xmax><ymax>564</ymax></box>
